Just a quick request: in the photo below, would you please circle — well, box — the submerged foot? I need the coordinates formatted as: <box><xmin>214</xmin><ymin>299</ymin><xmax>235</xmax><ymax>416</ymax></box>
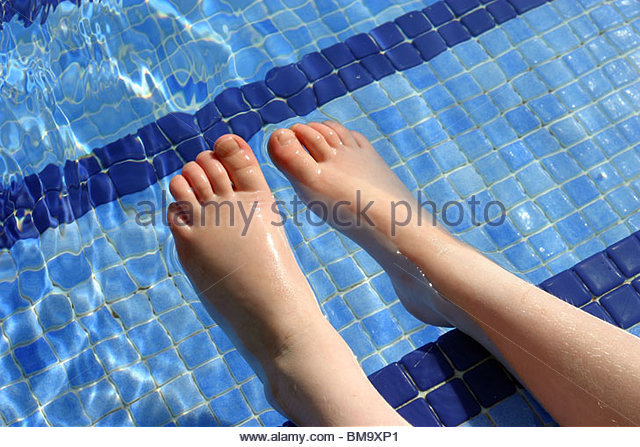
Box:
<box><xmin>168</xmin><ymin>134</ymin><xmax>406</xmax><ymax>426</ymax></box>
<box><xmin>268</xmin><ymin>122</ymin><xmax>458</xmax><ymax>327</ymax></box>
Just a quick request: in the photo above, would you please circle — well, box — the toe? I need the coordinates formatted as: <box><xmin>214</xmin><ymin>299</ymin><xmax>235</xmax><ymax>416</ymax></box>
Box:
<box><xmin>307</xmin><ymin>122</ymin><xmax>342</xmax><ymax>148</ymax></box>
<box><xmin>290</xmin><ymin>123</ymin><xmax>335</xmax><ymax>161</ymax></box>
<box><xmin>169</xmin><ymin>174</ymin><xmax>197</xmax><ymax>203</ymax></box>
<box><xmin>168</xmin><ymin>175</ymin><xmax>198</xmax><ymax>229</ymax></box>
<box><xmin>214</xmin><ymin>134</ymin><xmax>268</xmax><ymax>191</ymax></box>
<box><xmin>268</xmin><ymin>128</ymin><xmax>320</xmax><ymax>184</ymax></box>
<box><xmin>350</xmin><ymin>130</ymin><xmax>373</xmax><ymax>150</ymax></box>
<box><xmin>196</xmin><ymin>150</ymin><xmax>233</xmax><ymax>195</ymax></box>
<box><xmin>323</xmin><ymin>121</ymin><xmax>356</xmax><ymax>147</ymax></box>
<box><xmin>181</xmin><ymin>161</ymin><xmax>214</xmax><ymax>202</ymax></box>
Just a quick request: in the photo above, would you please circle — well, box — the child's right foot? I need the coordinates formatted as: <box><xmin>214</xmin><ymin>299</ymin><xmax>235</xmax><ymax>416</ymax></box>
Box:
<box><xmin>268</xmin><ymin>122</ymin><xmax>459</xmax><ymax>327</ymax></box>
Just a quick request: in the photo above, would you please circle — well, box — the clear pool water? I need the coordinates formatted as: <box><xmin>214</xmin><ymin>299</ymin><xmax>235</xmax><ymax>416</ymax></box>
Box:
<box><xmin>0</xmin><ymin>0</ymin><xmax>639</xmax><ymax>426</ymax></box>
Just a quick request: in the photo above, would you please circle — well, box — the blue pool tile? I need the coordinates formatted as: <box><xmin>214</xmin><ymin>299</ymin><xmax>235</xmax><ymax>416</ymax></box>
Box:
<box><xmin>339</xmin><ymin>323</ymin><xmax>377</xmax><ymax>358</ymax></box>
<box><xmin>582</xmin><ymin>302</ymin><xmax>617</xmax><ymax>325</ymax></box>
<box><xmin>326</xmin><ymin>257</ymin><xmax>365</xmax><ymax>290</ymax></box>
<box><xmin>241</xmin><ymin>377</ymin><xmax>270</xmax><ymax>414</ymax></box>
<box><xmin>95</xmin><ymin>335</ymin><xmax>139</xmax><ymax>372</ymax></box>
<box><xmin>130</xmin><ymin>391</ymin><xmax>171</xmax><ymax>426</ymax></box>
<box><xmin>0</xmin><ymin>382</ymin><xmax>38</xmax><ymax>423</ymax></box>
<box><xmin>344</xmin><ymin>283</ymin><xmax>383</xmax><ymax>318</ymax></box>
<box><xmin>44</xmin><ymin>252</ymin><xmax>90</xmax><ymax>290</ymax></box>
<box><xmin>147</xmin><ymin>349</ymin><xmax>186</xmax><ymax>385</ymax></box>
<box><xmin>607</xmin><ymin>235</ymin><xmax>640</xmax><ymax>277</ymax></box>
<box><xmin>14</xmin><ymin>337</ymin><xmax>57</xmax><ymax>375</ymax></box>
<box><xmin>110</xmin><ymin>363</ymin><xmax>155</xmax><ymax>404</ymax></box>
<box><xmin>529</xmin><ymin>227</ymin><xmax>569</xmax><ymax>260</ymax></box>
<box><xmin>128</xmin><ymin>320</ymin><xmax>172</xmax><ymax>356</ymax></box>
<box><xmin>462</xmin><ymin>8</ymin><xmax>495</xmax><ymax>36</ymax></box>
<box><xmin>574</xmin><ymin>252</ymin><xmax>625</xmax><ymax>296</ymax></box>
<box><xmin>64</xmin><ymin>349</ymin><xmax>104</xmax><ymax>387</ymax></box>
<box><xmin>18</xmin><ymin>268</ymin><xmax>52</xmax><ymax>302</ymax></box>
<box><xmin>542</xmin><ymin>153</ymin><xmax>582</xmax><ymax>183</ymax></box>
<box><xmin>211</xmin><ymin>389</ymin><xmax>252</xmax><ymax>426</ymax></box>
<box><xmin>387</xmin><ymin>43</ymin><xmax>423</xmax><ymax>70</ymax></box>
<box><xmin>413</xmin><ymin>31</ymin><xmax>447</xmax><ymax>61</ymax></box>
<box><xmin>111</xmin><ymin>294</ymin><xmax>153</xmax><ymax>329</ymax></box>
<box><xmin>215</xmin><ymin>87</ymin><xmax>249</xmax><ymax>117</ymax></box>
<box><xmin>535</xmin><ymin>189</ymin><xmax>573</xmax><ymax>220</ymax></box>
<box><xmin>475</xmin><ymin>153</ymin><xmax>510</xmax><ymax>184</ymax></box>
<box><xmin>556</xmin><ymin>213</ymin><xmax>592</xmax><ymax>246</ymax></box>
<box><xmin>423</xmin><ymin>2</ymin><xmax>454</xmax><ymax>26</ymax></box>
<box><xmin>368</xmin><ymin>362</ymin><xmax>418</xmax><ymax>408</ymax></box>
<box><xmin>484</xmin><ymin>117</ymin><xmax>518</xmax><ymax>147</ymax></box>
<box><xmin>193</xmin><ymin>357</ymin><xmax>236</xmax><ymax>399</ymax></box>
<box><xmin>463</xmin><ymin>359</ymin><xmax>516</xmax><ymax>407</ymax></box>
<box><xmin>159</xmin><ymin>305</ymin><xmax>202</xmax><ymax>343</ymax></box>
<box><xmin>95</xmin><ymin>409</ymin><xmax>134</xmax><ymax>426</ymax></box>
<box><xmin>363</xmin><ymin>309</ymin><xmax>403</xmax><ymax>347</ymax></box>
<box><xmin>549</xmin><ymin>117</ymin><xmax>587</xmax><ymax>147</ymax></box>
<box><xmin>438</xmin><ymin>20</ymin><xmax>471</xmax><ymax>46</ymax></box>
<box><xmin>541</xmin><ymin>269</ymin><xmax>592</xmax><ymax>306</ymax></box>
<box><xmin>600</xmin><ymin>285</ymin><xmax>640</xmax><ymax>329</ymax></box>
<box><xmin>47</xmin><ymin>321</ymin><xmax>89</xmax><ymax>360</ymax></box>
<box><xmin>569</xmin><ymin>140</ymin><xmax>605</xmax><ymax>169</ymax></box>
<box><xmin>563</xmin><ymin>176</ymin><xmax>600</xmax><ymax>207</ymax></box>
<box><xmin>499</xmin><ymin>141</ymin><xmax>533</xmax><ymax>170</ymax></box>
<box><xmin>260</xmin><ymin>410</ymin><xmax>288</xmax><ymax>427</ymax></box>
<box><xmin>0</xmin><ymin>354</ymin><xmax>21</xmax><ymax>388</ymax></box>
<box><xmin>225</xmin><ymin>350</ymin><xmax>254</xmax><ymax>383</ymax></box>
<box><xmin>44</xmin><ymin>393</ymin><xmax>91</xmax><ymax>426</ymax></box>
<box><xmin>437</xmin><ymin>329</ymin><xmax>489</xmax><ymax>370</ymax></box>
<box><xmin>178</xmin><ymin>405</ymin><xmax>218</xmax><ymax>427</ymax></box>
<box><xmin>397</xmin><ymin>398</ymin><xmax>441</xmax><ymax>426</ymax></box>
<box><xmin>177</xmin><ymin>332</ymin><xmax>217</xmax><ymax>369</ymax></box>
<box><xmin>78</xmin><ymin>379</ymin><xmax>121</xmax><ymax>421</ymax></box>
<box><xmin>504</xmin><ymin>242</ymin><xmax>540</xmax><ymax>271</ymax></box>
<box><xmin>94</xmin><ymin>265</ymin><xmax>137</xmax><ymax>302</ymax></box>
<box><xmin>489</xmin><ymin>393</ymin><xmax>542</xmax><ymax>426</ymax></box>
<box><xmin>161</xmin><ymin>374</ymin><xmax>203</xmax><ymax>416</ymax></box>
<box><xmin>80</xmin><ymin>307</ymin><xmax>124</xmax><ymax>344</ymax></box>
<box><xmin>426</xmin><ymin>378</ymin><xmax>480</xmax><ymax>426</ymax></box>
<box><xmin>401</xmin><ymin>343</ymin><xmax>454</xmax><ymax>391</ymax></box>
<box><xmin>607</xmin><ymin>187</ymin><xmax>640</xmax><ymax>217</ymax></box>
<box><xmin>265</xmin><ymin>64</ymin><xmax>307</xmax><ymax>98</ymax></box>
<box><xmin>484</xmin><ymin>216</ymin><xmax>522</xmax><ymax>248</ymax></box>
<box><xmin>395</xmin><ymin>10</ymin><xmax>431</xmax><ymax>37</ymax></box>
<box><xmin>345</xmin><ymin>34</ymin><xmax>379</xmax><ymax>58</ymax></box>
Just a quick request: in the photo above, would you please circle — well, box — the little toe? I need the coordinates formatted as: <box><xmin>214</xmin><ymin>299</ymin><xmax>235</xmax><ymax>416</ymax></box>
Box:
<box><xmin>196</xmin><ymin>150</ymin><xmax>233</xmax><ymax>195</ymax></box>
<box><xmin>307</xmin><ymin>122</ymin><xmax>342</xmax><ymax>148</ymax></box>
<box><xmin>350</xmin><ymin>130</ymin><xmax>374</xmax><ymax>150</ymax></box>
<box><xmin>323</xmin><ymin>121</ymin><xmax>357</xmax><ymax>147</ymax></box>
<box><xmin>181</xmin><ymin>161</ymin><xmax>214</xmax><ymax>202</ymax></box>
<box><xmin>214</xmin><ymin>134</ymin><xmax>268</xmax><ymax>191</ymax></box>
<box><xmin>268</xmin><ymin>128</ymin><xmax>320</xmax><ymax>185</ymax></box>
<box><xmin>290</xmin><ymin>123</ymin><xmax>335</xmax><ymax>161</ymax></box>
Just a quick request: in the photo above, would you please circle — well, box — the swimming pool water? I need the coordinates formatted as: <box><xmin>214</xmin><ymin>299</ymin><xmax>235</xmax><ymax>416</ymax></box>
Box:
<box><xmin>0</xmin><ymin>0</ymin><xmax>639</xmax><ymax>426</ymax></box>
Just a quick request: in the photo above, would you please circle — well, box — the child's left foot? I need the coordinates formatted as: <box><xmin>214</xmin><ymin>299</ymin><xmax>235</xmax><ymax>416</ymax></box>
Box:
<box><xmin>167</xmin><ymin>134</ymin><xmax>407</xmax><ymax>426</ymax></box>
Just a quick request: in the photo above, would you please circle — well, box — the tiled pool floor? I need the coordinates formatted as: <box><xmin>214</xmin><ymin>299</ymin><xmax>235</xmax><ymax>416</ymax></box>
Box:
<box><xmin>0</xmin><ymin>0</ymin><xmax>639</xmax><ymax>426</ymax></box>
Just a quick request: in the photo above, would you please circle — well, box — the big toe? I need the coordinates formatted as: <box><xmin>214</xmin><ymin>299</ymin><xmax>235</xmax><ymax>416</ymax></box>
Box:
<box><xmin>214</xmin><ymin>134</ymin><xmax>268</xmax><ymax>192</ymax></box>
<box><xmin>268</xmin><ymin>128</ymin><xmax>320</xmax><ymax>185</ymax></box>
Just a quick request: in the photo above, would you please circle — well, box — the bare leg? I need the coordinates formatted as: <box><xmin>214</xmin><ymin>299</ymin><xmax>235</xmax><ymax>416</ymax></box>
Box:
<box><xmin>269</xmin><ymin>122</ymin><xmax>640</xmax><ymax>426</ymax></box>
<box><xmin>167</xmin><ymin>134</ymin><xmax>407</xmax><ymax>426</ymax></box>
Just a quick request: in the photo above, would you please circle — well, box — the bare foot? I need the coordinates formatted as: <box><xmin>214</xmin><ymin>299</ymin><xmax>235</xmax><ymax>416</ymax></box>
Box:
<box><xmin>168</xmin><ymin>134</ymin><xmax>407</xmax><ymax>426</ymax></box>
<box><xmin>268</xmin><ymin>122</ymin><xmax>457</xmax><ymax>327</ymax></box>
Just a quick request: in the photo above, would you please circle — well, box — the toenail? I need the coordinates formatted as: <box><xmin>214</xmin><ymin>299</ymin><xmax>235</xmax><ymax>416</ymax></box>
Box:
<box><xmin>217</xmin><ymin>135</ymin><xmax>238</xmax><ymax>154</ymax></box>
<box><xmin>277</xmin><ymin>129</ymin><xmax>295</xmax><ymax>145</ymax></box>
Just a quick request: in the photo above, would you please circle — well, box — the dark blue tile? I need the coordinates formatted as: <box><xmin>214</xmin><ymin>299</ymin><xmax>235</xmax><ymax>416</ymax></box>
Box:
<box><xmin>297</xmin><ymin>52</ymin><xmax>333</xmax><ymax>82</ymax></box>
<box><xmin>229</xmin><ymin>111</ymin><xmax>262</xmax><ymax>142</ymax></box>
<box><xmin>437</xmin><ymin>329</ymin><xmax>490</xmax><ymax>370</ymax></box>
<box><xmin>581</xmin><ymin>302</ymin><xmax>616</xmax><ymax>325</ymax></box>
<box><xmin>370</xmin><ymin>22</ymin><xmax>404</xmax><ymax>49</ymax></box>
<box><xmin>423</xmin><ymin>2</ymin><xmax>454</xmax><ymax>26</ymax></box>
<box><xmin>361</xmin><ymin>53</ymin><xmax>396</xmax><ymax>80</ymax></box>
<box><xmin>108</xmin><ymin>160</ymin><xmax>155</xmax><ymax>196</ymax></box>
<box><xmin>203</xmin><ymin>121</ymin><xmax>232</xmax><ymax>147</ymax></box>
<box><xmin>321</xmin><ymin>42</ymin><xmax>356</xmax><ymax>68</ymax></box>
<box><xmin>313</xmin><ymin>74</ymin><xmax>348</xmax><ymax>106</ymax></box>
<box><xmin>397</xmin><ymin>398</ymin><xmax>441</xmax><ymax>426</ymax></box>
<box><xmin>438</xmin><ymin>20</ymin><xmax>471</xmax><ymax>46</ymax></box>
<box><xmin>9</xmin><ymin>180</ymin><xmax>35</xmax><ymax>209</ymax></box>
<box><xmin>14</xmin><ymin>337</ymin><xmax>57</xmax><ymax>375</ymax></box>
<box><xmin>41</xmin><ymin>164</ymin><xmax>63</xmax><ymax>192</ymax></box>
<box><xmin>87</xmin><ymin>173</ymin><xmax>116</xmax><ymax>207</ymax></box>
<box><xmin>214</xmin><ymin>87</ymin><xmax>249</xmax><ymax>117</ymax></box>
<box><xmin>78</xmin><ymin>156</ymin><xmax>101</xmax><ymax>179</ymax></box>
<box><xmin>241</xmin><ymin>81</ymin><xmax>274</xmax><ymax>108</ymax></box>
<box><xmin>153</xmin><ymin>151</ymin><xmax>183</xmax><ymax>177</ymax></box>
<box><xmin>507</xmin><ymin>0</ymin><xmax>545</xmax><ymax>14</ymax></box>
<box><xmin>338</xmin><ymin>63</ymin><xmax>374</xmax><ymax>91</ymax></box>
<box><xmin>395</xmin><ymin>11</ymin><xmax>432</xmax><ymax>37</ymax></box>
<box><xmin>265</xmin><ymin>64</ymin><xmax>308</xmax><ymax>97</ymax></box>
<box><xmin>400</xmin><ymin>343</ymin><xmax>454</xmax><ymax>391</ymax></box>
<box><xmin>156</xmin><ymin>112</ymin><xmax>199</xmax><ymax>144</ymax></box>
<box><xmin>445</xmin><ymin>0</ymin><xmax>479</xmax><ymax>16</ymax></box>
<box><xmin>64</xmin><ymin>349</ymin><xmax>105</xmax><ymax>387</ymax></box>
<box><xmin>540</xmin><ymin>269</ymin><xmax>592</xmax><ymax>307</ymax></box>
<box><xmin>195</xmin><ymin>102</ymin><xmax>221</xmax><ymax>132</ymax></box>
<box><xmin>259</xmin><ymin>100</ymin><xmax>295</xmax><ymax>124</ymax></box>
<box><xmin>95</xmin><ymin>134</ymin><xmax>145</xmax><ymax>167</ymax></box>
<box><xmin>287</xmin><ymin>87</ymin><xmax>317</xmax><ymax>116</ymax></box>
<box><xmin>368</xmin><ymin>362</ymin><xmax>419</xmax><ymax>408</ymax></box>
<box><xmin>426</xmin><ymin>378</ymin><xmax>481</xmax><ymax>426</ymax></box>
<box><xmin>345</xmin><ymin>33</ymin><xmax>380</xmax><ymax>58</ymax></box>
<box><xmin>486</xmin><ymin>0</ymin><xmax>517</xmax><ymax>24</ymax></box>
<box><xmin>463</xmin><ymin>359</ymin><xmax>516</xmax><ymax>407</ymax></box>
<box><xmin>413</xmin><ymin>31</ymin><xmax>447</xmax><ymax>61</ymax></box>
<box><xmin>633</xmin><ymin>277</ymin><xmax>640</xmax><ymax>295</ymax></box>
<box><xmin>600</xmin><ymin>284</ymin><xmax>640</xmax><ymax>329</ymax></box>
<box><xmin>573</xmin><ymin>252</ymin><xmax>624</xmax><ymax>296</ymax></box>
<box><xmin>176</xmin><ymin>136</ymin><xmax>207</xmax><ymax>162</ymax></box>
<box><xmin>606</xmin><ymin>234</ymin><xmax>640</xmax><ymax>278</ymax></box>
<box><xmin>461</xmin><ymin>8</ymin><xmax>495</xmax><ymax>36</ymax></box>
<box><xmin>24</xmin><ymin>174</ymin><xmax>43</xmax><ymax>201</ymax></box>
<box><xmin>386</xmin><ymin>43</ymin><xmax>423</xmax><ymax>70</ymax></box>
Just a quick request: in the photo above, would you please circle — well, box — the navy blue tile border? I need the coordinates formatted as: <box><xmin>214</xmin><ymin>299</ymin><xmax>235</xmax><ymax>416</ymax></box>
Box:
<box><xmin>0</xmin><ymin>0</ymin><xmax>553</xmax><ymax>249</ymax></box>
<box><xmin>284</xmin><ymin>230</ymin><xmax>640</xmax><ymax>426</ymax></box>
<box><xmin>0</xmin><ymin>0</ymin><xmax>84</xmax><ymax>29</ymax></box>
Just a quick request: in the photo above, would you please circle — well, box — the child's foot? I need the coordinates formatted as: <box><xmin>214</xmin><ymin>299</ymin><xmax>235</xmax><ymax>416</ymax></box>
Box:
<box><xmin>168</xmin><ymin>134</ymin><xmax>407</xmax><ymax>426</ymax></box>
<box><xmin>268</xmin><ymin>122</ymin><xmax>460</xmax><ymax>327</ymax></box>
